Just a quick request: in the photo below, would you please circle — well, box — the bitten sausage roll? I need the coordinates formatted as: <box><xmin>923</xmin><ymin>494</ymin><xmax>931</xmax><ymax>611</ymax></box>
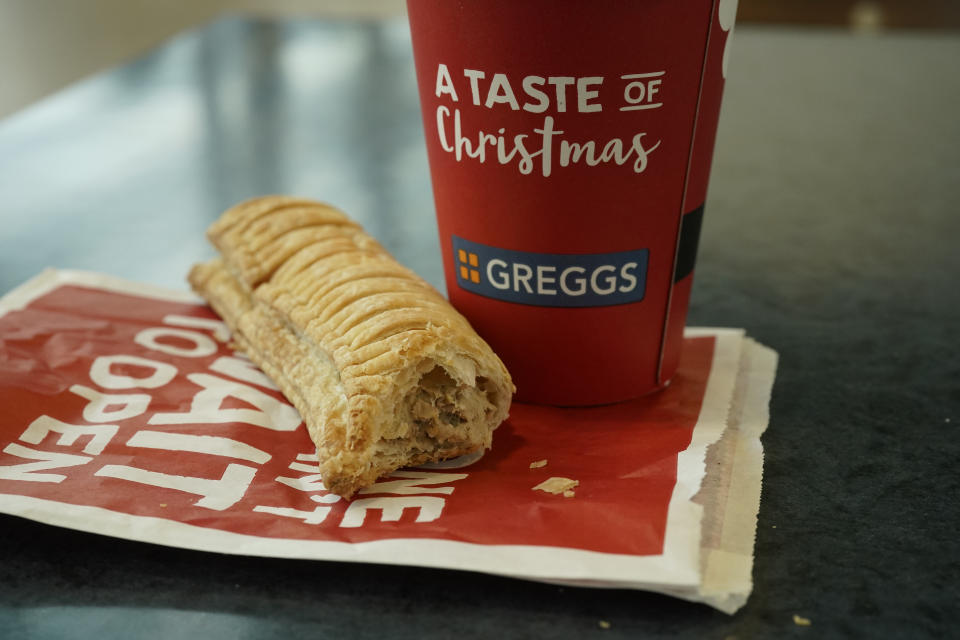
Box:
<box><xmin>188</xmin><ymin>196</ymin><xmax>513</xmax><ymax>498</ymax></box>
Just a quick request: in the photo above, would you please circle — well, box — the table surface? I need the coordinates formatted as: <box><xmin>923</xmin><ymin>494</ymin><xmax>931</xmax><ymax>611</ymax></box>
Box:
<box><xmin>2</xmin><ymin>16</ymin><xmax>959</xmax><ymax>640</ymax></box>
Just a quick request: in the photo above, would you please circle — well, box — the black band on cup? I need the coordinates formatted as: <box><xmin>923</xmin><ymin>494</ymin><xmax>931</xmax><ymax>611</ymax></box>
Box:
<box><xmin>673</xmin><ymin>204</ymin><xmax>704</xmax><ymax>283</ymax></box>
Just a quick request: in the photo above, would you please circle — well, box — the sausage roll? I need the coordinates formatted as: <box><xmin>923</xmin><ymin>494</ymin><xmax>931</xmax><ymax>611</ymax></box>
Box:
<box><xmin>189</xmin><ymin>196</ymin><xmax>514</xmax><ymax>498</ymax></box>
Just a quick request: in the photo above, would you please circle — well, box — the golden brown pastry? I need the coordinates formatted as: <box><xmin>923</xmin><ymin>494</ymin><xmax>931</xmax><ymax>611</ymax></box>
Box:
<box><xmin>189</xmin><ymin>196</ymin><xmax>513</xmax><ymax>498</ymax></box>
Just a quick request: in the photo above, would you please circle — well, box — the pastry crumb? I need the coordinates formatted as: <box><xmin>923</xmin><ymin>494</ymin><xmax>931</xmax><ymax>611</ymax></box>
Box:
<box><xmin>533</xmin><ymin>477</ymin><xmax>579</xmax><ymax>495</ymax></box>
<box><xmin>529</xmin><ymin>459</ymin><xmax>548</xmax><ymax>469</ymax></box>
<box><xmin>792</xmin><ymin>614</ymin><xmax>811</xmax><ymax>626</ymax></box>
<box><xmin>598</xmin><ymin>620</ymin><xmax>611</xmax><ymax>629</ymax></box>
<box><xmin>563</xmin><ymin>490</ymin><xmax>575</xmax><ymax>498</ymax></box>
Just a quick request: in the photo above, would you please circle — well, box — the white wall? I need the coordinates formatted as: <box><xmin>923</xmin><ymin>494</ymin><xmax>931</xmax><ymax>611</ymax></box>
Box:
<box><xmin>0</xmin><ymin>0</ymin><xmax>406</xmax><ymax>119</ymax></box>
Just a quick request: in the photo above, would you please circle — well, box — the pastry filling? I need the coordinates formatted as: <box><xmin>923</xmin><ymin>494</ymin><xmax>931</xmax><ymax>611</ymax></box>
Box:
<box><xmin>387</xmin><ymin>365</ymin><xmax>500</xmax><ymax>454</ymax></box>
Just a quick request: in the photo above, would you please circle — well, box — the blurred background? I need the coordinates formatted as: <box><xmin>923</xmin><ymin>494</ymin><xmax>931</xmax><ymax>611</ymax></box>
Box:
<box><xmin>1</xmin><ymin>0</ymin><xmax>959</xmax><ymax>120</ymax></box>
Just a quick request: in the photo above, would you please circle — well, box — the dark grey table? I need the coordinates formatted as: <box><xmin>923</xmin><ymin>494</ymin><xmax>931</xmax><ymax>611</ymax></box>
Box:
<box><xmin>2</xmin><ymin>16</ymin><xmax>958</xmax><ymax>639</ymax></box>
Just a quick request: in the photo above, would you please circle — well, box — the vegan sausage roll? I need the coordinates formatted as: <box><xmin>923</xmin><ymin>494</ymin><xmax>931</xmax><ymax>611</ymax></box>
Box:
<box><xmin>189</xmin><ymin>196</ymin><xmax>514</xmax><ymax>498</ymax></box>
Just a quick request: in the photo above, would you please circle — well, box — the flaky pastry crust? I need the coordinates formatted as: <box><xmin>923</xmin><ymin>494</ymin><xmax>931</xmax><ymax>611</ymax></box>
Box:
<box><xmin>189</xmin><ymin>196</ymin><xmax>513</xmax><ymax>497</ymax></box>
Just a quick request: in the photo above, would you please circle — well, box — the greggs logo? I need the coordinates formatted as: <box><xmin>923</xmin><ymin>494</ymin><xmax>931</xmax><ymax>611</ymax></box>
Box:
<box><xmin>453</xmin><ymin>236</ymin><xmax>647</xmax><ymax>308</ymax></box>
<box><xmin>457</xmin><ymin>249</ymin><xmax>481</xmax><ymax>284</ymax></box>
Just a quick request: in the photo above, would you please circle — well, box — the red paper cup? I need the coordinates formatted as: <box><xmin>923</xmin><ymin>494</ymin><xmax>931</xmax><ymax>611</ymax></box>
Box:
<box><xmin>407</xmin><ymin>0</ymin><xmax>736</xmax><ymax>405</ymax></box>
